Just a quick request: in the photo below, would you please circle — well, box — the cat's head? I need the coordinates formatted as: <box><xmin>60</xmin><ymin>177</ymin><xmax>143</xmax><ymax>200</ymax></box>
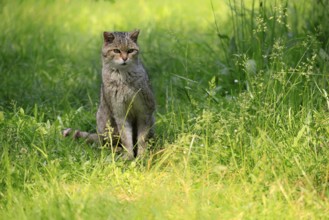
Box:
<box><xmin>102</xmin><ymin>30</ymin><xmax>140</xmax><ymax>67</ymax></box>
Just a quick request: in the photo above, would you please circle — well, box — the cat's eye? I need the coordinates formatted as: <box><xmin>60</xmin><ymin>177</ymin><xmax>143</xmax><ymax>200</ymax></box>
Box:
<box><xmin>127</xmin><ymin>49</ymin><xmax>135</xmax><ymax>54</ymax></box>
<box><xmin>113</xmin><ymin>49</ymin><xmax>121</xmax><ymax>53</ymax></box>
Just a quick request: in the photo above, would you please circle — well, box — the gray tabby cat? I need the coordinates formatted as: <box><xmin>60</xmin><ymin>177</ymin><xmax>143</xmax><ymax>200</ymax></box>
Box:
<box><xmin>64</xmin><ymin>30</ymin><xmax>155</xmax><ymax>160</ymax></box>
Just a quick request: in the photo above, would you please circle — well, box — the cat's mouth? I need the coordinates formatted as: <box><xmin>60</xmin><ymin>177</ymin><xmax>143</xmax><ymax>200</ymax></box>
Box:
<box><xmin>122</xmin><ymin>63</ymin><xmax>127</xmax><ymax>66</ymax></box>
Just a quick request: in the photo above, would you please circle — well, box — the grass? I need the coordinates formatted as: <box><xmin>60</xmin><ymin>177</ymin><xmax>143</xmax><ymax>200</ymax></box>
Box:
<box><xmin>1</xmin><ymin>0</ymin><xmax>329</xmax><ymax>219</ymax></box>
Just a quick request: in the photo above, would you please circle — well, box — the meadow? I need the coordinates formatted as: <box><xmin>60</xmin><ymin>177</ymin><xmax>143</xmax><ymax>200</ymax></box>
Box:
<box><xmin>0</xmin><ymin>0</ymin><xmax>329</xmax><ymax>219</ymax></box>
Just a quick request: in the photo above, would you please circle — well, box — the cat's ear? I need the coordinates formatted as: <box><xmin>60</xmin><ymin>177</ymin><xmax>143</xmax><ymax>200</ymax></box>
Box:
<box><xmin>129</xmin><ymin>30</ymin><xmax>140</xmax><ymax>43</ymax></box>
<box><xmin>103</xmin><ymin>32</ymin><xmax>115</xmax><ymax>45</ymax></box>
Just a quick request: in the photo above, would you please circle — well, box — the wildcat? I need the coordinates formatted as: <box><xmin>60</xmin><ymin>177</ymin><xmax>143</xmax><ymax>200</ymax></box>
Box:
<box><xmin>64</xmin><ymin>30</ymin><xmax>155</xmax><ymax>160</ymax></box>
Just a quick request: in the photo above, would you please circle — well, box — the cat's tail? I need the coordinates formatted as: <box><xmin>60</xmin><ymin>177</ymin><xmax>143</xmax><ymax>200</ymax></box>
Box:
<box><xmin>62</xmin><ymin>128</ymin><xmax>101</xmax><ymax>144</ymax></box>
<box><xmin>62</xmin><ymin>128</ymin><xmax>123</xmax><ymax>152</ymax></box>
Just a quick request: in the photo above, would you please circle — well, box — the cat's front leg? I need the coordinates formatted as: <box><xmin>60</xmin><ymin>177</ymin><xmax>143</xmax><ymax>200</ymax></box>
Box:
<box><xmin>117</xmin><ymin>121</ymin><xmax>134</xmax><ymax>160</ymax></box>
<box><xmin>136</xmin><ymin>116</ymin><xmax>153</xmax><ymax>157</ymax></box>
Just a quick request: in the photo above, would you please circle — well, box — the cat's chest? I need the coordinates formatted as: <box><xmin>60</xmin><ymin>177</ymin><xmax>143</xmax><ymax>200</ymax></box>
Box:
<box><xmin>106</xmin><ymin>71</ymin><xmax>139</xmax><ymax>94</ymax></box>
<box><xmin>103</xmin><ymin>70</ymin><xmax>145</xmax><ymax>108</ymax></box>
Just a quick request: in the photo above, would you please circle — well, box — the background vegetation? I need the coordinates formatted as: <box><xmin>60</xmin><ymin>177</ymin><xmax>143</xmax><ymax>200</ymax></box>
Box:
<box><xmin>0</xmin><ymin>0</ymin><xmax>328</xmax><ymax>219</ymax></box>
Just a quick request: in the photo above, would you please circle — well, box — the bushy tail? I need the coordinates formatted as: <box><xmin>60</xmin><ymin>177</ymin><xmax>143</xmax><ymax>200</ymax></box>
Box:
<box><xmin>62</xmin><ymin>128</ymin><xmax>123</xmax><ymax>152</ymax></box>
<box><xmin>62</xmin><ymin>128</ymin><xmax>101</xmax><ymax>144</ymax></box>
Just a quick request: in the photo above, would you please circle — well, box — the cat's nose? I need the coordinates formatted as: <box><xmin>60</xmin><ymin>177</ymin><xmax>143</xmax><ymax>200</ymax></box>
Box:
<box><xmin>122</xmin><ymin>52</ymin><xmax>128</xmax><ymax>61</ymax></box>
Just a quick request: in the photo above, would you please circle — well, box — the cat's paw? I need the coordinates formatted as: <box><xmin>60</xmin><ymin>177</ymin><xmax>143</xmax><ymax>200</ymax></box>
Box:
<box><xmin>113</xmin><ymin>146</ymin><xmax>123</xmax><ymax>153</ymax></box>
<box><xmin>121</xmin><ymin>152</ymin><xmax>135</xmax><ymax>161</ymax></box>
<box><xmin>136</xmin><ymin>147</ymin><xmax>146</xmax><ymax>158</ymax></box>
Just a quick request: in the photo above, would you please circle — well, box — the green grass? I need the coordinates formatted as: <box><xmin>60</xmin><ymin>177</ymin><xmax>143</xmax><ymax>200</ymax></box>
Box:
<box><xmin>1</xmin><ymin>0</ymin><xmax>329</xmax><ymax>219</ymax></box>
